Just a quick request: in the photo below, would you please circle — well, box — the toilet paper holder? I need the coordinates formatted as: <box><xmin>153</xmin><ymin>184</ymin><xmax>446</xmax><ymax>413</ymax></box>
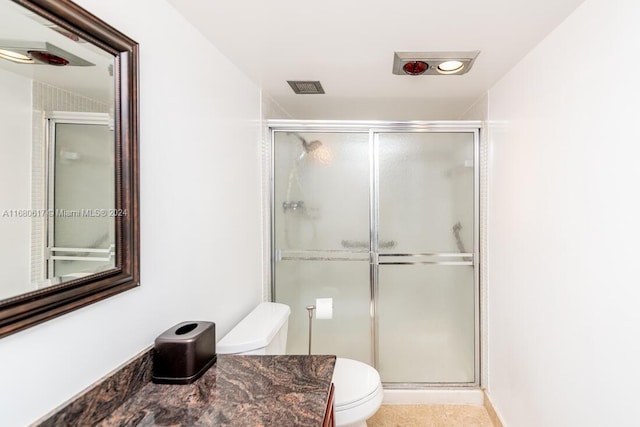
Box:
<box><xmin>305</xmin><ymin>298</ymin><xmax>333</xmax><ymax>355</ymax></box>
<box><xmin>305</xmin><ymin>305</ymin><xmax>315</xmax><ymax>355</ymax></box>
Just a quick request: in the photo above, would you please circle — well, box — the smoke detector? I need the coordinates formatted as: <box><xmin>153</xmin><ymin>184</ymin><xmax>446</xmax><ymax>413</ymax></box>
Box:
<box><xmin>392</xmin><ymin>51</ymin><xmax>480</xmax><ymax>76</ymax></box>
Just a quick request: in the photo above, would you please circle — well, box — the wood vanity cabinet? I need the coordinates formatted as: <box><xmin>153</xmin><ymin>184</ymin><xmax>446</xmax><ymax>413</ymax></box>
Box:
<box><xmin>323</xmin><ymin>383</ymin><xmax>336</xmax><ymax>427</ymax></box>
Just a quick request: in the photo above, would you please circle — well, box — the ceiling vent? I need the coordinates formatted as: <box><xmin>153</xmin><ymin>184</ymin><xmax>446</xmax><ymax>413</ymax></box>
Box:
<box><xmin>287</xmin><ymin>80</ymin><xmax>325</xmax><ymax>94</ymax></box>
<box><xmin>392</xmin><ymin>51</ymin><xmax>480</xmax><ymax>76</ymax></box>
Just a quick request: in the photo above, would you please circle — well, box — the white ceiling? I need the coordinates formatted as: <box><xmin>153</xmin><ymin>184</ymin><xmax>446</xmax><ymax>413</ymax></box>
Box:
<box><xmin>168</xmin><ymin>0</ymin><xmax>587</xmax><ymax>120</ymax></box>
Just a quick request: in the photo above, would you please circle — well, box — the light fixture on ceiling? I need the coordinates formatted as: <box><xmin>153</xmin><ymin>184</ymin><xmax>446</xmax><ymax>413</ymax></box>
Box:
<box><xmin>392</xmin><ymin>51</ymin><xmax>479</xmax><ymax>76</ymax></box>
<box><xmin>0</xmin><ymin>40</ymin><xmax>94</xmax><ymax>66</ymax></box>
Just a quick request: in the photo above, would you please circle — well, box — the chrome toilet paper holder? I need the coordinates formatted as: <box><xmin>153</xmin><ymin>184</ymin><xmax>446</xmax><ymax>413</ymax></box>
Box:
<box><xmin>305</xmin><ymin>305</ymin><xmax>315</xmax><ymax>355</ymax></box>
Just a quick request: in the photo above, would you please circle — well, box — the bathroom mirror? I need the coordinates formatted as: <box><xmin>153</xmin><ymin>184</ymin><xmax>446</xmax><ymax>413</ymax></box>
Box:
<box><xmin>0</xmin><ymin>0</ymin><xmax>139</xmax><ymax>337</ymax></box>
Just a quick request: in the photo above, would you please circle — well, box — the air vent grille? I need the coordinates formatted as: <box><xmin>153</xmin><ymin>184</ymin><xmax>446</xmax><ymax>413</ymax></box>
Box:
<box><xmin>287</xmin><ymin>80</ymin><xmax>325</xmax><ymax>94</ymax></box>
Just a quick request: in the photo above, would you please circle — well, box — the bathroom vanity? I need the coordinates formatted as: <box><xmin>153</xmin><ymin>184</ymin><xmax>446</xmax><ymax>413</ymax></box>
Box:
<box><xmin>36</xmin><ymin>352</ymin><xmax>336</xmax><ymax>427</ymax></box>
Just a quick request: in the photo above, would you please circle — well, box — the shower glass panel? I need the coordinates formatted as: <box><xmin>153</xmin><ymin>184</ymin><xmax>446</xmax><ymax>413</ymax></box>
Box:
<box><xmin>274</xmin><ymin>132</ymin><xmax>370</xmax><ymax>251</ymax></box>
<box><xmin>377</xmin><ymin>265</ymin><xmax>475</xmax><ymax>383</ymax></box>
<box><xmin>377</xmin><ymin>132</ymin><xmax>474</xmax><ymax>255</ymax></box>
<box><xmin>275</xmin><ymin>260</ymin><xmax>371</xmax><ymax>363</ymax></box>
<box><xmin>273</xmin><ymin>131</ymin><xmax>371</xmax><ymax>362</ymax></box>
<box><xmin>377</xmin><ymin>131</ymin><xmax>475</xmax><ymax>384</ymax></box>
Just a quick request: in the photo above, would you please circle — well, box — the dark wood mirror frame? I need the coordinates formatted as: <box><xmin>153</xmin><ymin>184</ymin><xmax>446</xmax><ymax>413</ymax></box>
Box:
<box><xmin>0</xmin><ymin>0</ymin><xmax>139</xmax><ymax>338</ymax></box>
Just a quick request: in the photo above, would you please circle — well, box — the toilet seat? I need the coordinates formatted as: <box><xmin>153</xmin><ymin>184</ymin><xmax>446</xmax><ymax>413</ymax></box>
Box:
<box><xmin>332</xmin><ymin>358</ymin><xmax>384</xmax><ymax>426</ymax></box>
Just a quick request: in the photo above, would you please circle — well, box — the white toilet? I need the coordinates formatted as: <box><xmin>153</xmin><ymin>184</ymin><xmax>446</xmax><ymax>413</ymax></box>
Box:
<box><xmin>217</xmin><ymin>302</ymin><xmax>383</xmax><ymax>427</ymax></box>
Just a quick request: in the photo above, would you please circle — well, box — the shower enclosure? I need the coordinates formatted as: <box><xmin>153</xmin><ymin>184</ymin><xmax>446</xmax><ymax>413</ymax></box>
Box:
<box><xmin>270</xmin><ymin>121</ymin><xmax>479</xmax><ymax>387</ymax></box>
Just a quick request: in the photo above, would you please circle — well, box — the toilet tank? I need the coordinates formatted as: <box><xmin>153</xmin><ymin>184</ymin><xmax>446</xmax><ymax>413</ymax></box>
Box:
<box><xmin>217</xmin><ymin>302</ymin><xmax>290</xmax><ymax>355</ymax></box>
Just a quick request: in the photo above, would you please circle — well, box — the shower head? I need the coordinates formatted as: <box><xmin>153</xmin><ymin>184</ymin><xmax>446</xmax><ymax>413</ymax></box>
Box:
<box><xmin>293</xmin><ymin>134</ymin><xmax>322</xmax><ymax>153</ymax></box>
<box><xmin>302</xmin><ymin>138</ymin><xmax>322</xmax><ymax>153</ymax></box>
<box><xmin>287</xmin><ymin>133</ymin><xmax>331</xmax><ymax>164</ymax></box>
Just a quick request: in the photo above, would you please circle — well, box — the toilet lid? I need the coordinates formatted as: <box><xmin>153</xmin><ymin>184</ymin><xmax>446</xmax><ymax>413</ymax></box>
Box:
<box><xmin>217</xmin><ymin>303</ymin><xmax>290</xmax><ymax>354</ymax></box>
<box><xmin>332</xmin><ymin>358</ymin><xmax>381</xmax><ymax>408</ymax></box>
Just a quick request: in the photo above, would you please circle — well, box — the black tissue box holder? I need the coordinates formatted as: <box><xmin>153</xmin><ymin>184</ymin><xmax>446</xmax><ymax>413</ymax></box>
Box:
<box><xmin>152</xmin><ymin>321</ymin><xmax>217</xmax><ymax>384</ymax></box>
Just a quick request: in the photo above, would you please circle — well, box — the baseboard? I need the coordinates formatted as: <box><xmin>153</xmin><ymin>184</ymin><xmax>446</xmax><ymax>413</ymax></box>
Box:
<box><xmin>382</xmin><ymin>389</ymin><xmax>484</xmax><ymax>405</ymax></box>
<box><xmin>482</xmin><ymin>389</ymin><xmax>505</xmax><ymax>427</ymax></box>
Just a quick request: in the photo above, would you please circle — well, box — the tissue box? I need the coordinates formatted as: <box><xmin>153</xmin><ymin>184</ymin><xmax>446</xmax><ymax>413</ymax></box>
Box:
<box><xmin>152</xmin><ymin>321</ymin><xmax>216</xmax><ymax>384</ymax></box>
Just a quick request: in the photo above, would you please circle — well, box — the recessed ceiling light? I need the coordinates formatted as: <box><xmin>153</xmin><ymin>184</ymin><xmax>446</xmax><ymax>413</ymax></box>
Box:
<box><xmin>437</xmin><ymin>60</ymin><xmax>464</xmax><ymax>74</ymax></box>
<box><xmin>0</xmin><ymin>48</ymin><xmax>34</xmax><ymax>64</ymax></box>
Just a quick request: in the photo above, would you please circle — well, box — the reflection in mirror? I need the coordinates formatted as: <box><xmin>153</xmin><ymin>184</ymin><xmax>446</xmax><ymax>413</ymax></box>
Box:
<box><xmin>47</xmin><ymin>113</ymin><xmax>115</xmax><ymax>282</ymax></box>
<box><xmin>0</xmin><ymin>0</ymin><xmax>116</xmax><ymax>300</ymax></box>
<box><xmin>0</xmin><ymin>0</ymin><xmax>139</xmax><ymax>338</ymax></box>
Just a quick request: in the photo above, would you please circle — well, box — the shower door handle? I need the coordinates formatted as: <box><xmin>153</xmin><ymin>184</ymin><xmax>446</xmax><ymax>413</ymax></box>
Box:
<box><xmin>276</xmin><ymin>249</ymin><xmax>369</xmax><ymax>262</ymax></box>
<box><xmin>49</xmin><ymin>245</ymin><xmax>115</xmax><ymax>262</ymax></box>
<box><xmin>378</xmin><ymin>253</ymin><xmax>473</xmax><ymax>266</ymax></box>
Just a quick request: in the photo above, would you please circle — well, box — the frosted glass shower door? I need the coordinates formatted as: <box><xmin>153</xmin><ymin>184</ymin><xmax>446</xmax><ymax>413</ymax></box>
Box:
<box><xmin>273</xmin><ymin>131</ymin><xmax>372</xmax><ymax>363</ymax></box>
<box><xmin>376</xmin><ymin>132</ymin><xmax>476</xmax><ymax>384</ymax></box>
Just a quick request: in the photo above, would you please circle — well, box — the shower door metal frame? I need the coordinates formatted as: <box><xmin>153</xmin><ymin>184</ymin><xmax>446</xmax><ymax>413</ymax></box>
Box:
<box><xmin>268</xmin><ymin>120</ymin><xmax>481</xmax><ymax>388</ymax></box>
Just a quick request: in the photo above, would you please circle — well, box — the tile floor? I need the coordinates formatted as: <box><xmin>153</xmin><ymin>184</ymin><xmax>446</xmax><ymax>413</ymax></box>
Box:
<box><xmin>367</xmin><ymin>404</ymin><xmax>494</xmax><ymax>427</ymax></box>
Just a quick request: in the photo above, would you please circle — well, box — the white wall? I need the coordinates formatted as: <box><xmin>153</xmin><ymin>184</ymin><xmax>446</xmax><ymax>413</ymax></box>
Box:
<box><xmin>0</xmin><ymin>1</ymin><xmax>263</xmax><ymax>425</ymax></box>
<box><xmin>487</xmin><ymin>0</ymin><xmax>640</xmax><ymax>425</ymax></box>
<box><xmin>0</xmin><ymin>68</ymin><xmax>32</xmax><ymax>299</ymax></box>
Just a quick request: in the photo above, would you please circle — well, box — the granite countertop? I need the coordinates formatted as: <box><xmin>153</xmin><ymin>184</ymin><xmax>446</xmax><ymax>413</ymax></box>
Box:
<box><xmin>89</xmin><ymin>355</ymin><xmax>336</xmax><ymax>427</ymax></box>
